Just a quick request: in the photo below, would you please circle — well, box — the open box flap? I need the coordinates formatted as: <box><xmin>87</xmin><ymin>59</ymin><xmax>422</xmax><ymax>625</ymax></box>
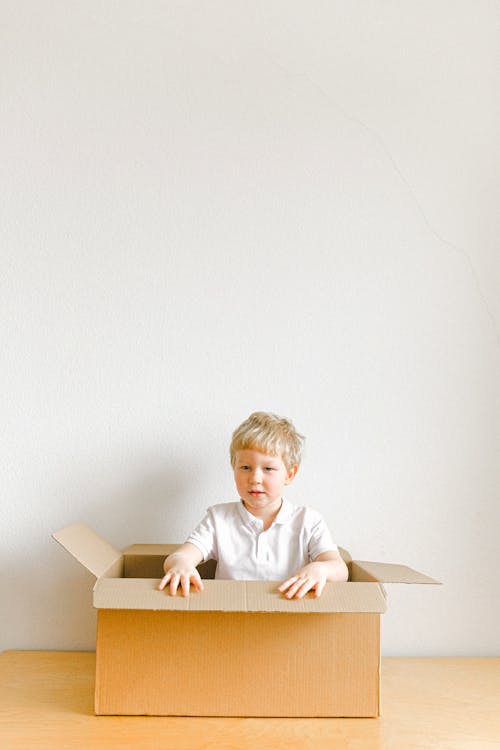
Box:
<box><xmin>351</xmin><ymin>560</ymin><xmax>441</xmax><ymax>585</ymax></box>
<box><xmin>52</xmin><ymin>523</ymin><xmax>122</xmax><ymax>578</ymax></box>
<box><xmin>93</xmin><ymin>578</ymin><xmax>387</xmax><ymax>613</ymax></box>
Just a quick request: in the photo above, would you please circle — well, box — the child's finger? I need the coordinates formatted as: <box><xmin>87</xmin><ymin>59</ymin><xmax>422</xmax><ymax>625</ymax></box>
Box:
<box><xmin>294</xmin><ymin>578</ymin><xmax>314</xmax><ymax>599</ymax></box>
<box><xmin>180</xmin><ymin>575</ymin><xmax>191</xmax><ymax>597</ymax></box>
<box><xmin>158</xmin><ymin>572</ymin><xmax>171</xmax><ymax>591</ymax></box>
<box><xmin>284</xmin><ymin>577</ymin><xmax>309</xmax><ymax>599</ymax></box>
<box><xmin>169</xmin><ymin>573</ymin><xmax>181</xmax><ymax>596</ymax></box>
<box><xmin>277</xmin><ymin>575</ymin><xmax>299</xmax><ymax>592</ymax></box>
<box><xmin>313</xmin><ymin>579</ymin><xmax>326</xmax><ymax>598</ymax></box>
<box><xmin>191</xmin><ymin>573</ymin><xmax>204</xmax><ymax>591</ymax></box>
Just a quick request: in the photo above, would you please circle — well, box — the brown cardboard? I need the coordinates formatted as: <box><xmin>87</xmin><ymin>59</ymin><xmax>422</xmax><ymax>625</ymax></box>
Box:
<box><xmin>52</xmin><ymin>522</ymin><xmax>440</xmax><ymax>717</ymax></box>
<box><xmin>350</xmin><ymin>560</ymin><xmax>439</xmax><ymax>585</ymax></box>
<box><xmin>95</xmin><ymin>610</ymin><xmax>381</xmax><ymax>717</ymax></box>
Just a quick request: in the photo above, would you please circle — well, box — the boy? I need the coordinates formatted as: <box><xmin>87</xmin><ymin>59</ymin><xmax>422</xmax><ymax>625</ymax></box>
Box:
<box><xmin>158</xmin><ymin>412</ymin><xmax>348</xmax><ymax>599</ymax></box>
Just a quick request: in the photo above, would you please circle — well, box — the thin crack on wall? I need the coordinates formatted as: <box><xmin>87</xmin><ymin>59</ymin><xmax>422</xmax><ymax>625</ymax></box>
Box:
<box><xmin>261</xmin><ymin>51</ymin><xmax>500</xmax><ymax>350</ymax></box>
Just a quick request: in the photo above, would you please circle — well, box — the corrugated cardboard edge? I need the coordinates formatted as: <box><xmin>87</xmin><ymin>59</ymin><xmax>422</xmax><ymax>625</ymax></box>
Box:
<box><xmin>52</xmin><ymin>523</ymin><xmax>123</xmax><ymax>579</ymax></box>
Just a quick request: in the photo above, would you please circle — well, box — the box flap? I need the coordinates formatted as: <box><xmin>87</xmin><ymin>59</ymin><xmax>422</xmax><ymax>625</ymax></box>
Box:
<box><xmin>52</xmin><ymin>523</ymin><xmax>122</xmax><ymax>578</ymax></box>
<box><xmin>351</xmin><ymin>560</ymin><xmax>440</xmax><ymax>585</ymax></box>
<box><xmin>93</xmin><ymin>578</ymin><xmax>387</xmax><ymax>613</ymax></box>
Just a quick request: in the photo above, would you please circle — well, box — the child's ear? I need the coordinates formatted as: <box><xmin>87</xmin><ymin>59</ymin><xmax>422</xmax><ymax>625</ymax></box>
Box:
<box><xmin>285</xmin><ymin>464</ymin><xmax>299</xmax><ymax>484</ymax></box>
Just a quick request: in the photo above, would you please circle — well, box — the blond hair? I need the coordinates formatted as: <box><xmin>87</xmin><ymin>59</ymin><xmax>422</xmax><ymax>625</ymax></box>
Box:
<box><xmin>230</xmin><ymin>412</ymin><xmax>304</xmax><ymax>471</ymax></box>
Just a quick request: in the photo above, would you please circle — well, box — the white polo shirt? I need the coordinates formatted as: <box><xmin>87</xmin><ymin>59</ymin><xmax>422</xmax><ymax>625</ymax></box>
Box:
<box><xmin>186</xmin><ymin>498</ymin><xmax>337</xmax><ymax>581</ymax></box>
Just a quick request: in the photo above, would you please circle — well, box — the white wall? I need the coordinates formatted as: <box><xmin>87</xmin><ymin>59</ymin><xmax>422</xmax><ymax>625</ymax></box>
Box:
<box><xmin>2</xmin><ymin>1</ymin><xmax>499</xmax><ymax>656</ymax></box>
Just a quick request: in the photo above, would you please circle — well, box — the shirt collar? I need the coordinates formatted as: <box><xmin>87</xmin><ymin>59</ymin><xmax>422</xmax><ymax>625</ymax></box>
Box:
<box><xmin>237</xmin><ymin>497</ymin><xmax>293</xmax><ymax>528</ymax></box>
<box><xmin>274</xmin><ymin>497</ymin><xmax>294</xmax><ymax>524</ymax></box>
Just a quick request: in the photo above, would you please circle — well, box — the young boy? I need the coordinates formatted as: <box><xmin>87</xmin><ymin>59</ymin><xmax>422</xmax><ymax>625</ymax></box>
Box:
<box><xmin>158</xmin><ymin>412</ymin><xmax>348</xmax><ymax>599</ymax></box>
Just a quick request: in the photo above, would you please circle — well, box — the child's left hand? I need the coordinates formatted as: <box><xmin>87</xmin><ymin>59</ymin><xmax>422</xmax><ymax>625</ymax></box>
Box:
<box><xmin>278</xmin><ymin>562</ymin><xmax>328</xmax><ymax>599</ymax></box>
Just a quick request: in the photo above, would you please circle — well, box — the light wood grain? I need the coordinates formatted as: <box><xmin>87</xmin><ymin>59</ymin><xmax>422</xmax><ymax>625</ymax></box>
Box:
<box><xmin>1</xmin><ymin>651</ymin><xmax>499</xmax><ymax>749</ymax></box>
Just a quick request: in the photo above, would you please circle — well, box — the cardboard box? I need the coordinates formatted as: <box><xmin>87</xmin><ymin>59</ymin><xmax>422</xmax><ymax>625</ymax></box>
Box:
<box><xmin>52</xmin><ymin>523</ymin><xmax>439</xmax><ymax>718</ymax></box>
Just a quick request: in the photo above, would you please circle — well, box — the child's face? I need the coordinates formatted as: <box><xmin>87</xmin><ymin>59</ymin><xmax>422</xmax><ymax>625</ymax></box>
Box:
<box><xmin>233</xmin><ymin>448</ymin><xmax>297</xmax><ymax>515</ymax></box>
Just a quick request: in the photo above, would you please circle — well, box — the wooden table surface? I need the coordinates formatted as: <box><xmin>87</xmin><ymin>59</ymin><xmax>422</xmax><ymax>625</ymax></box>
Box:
<box><xmin>1</xmin><ymin>651</ymin><xmax>499</xmax><ymax>749</ymax></box>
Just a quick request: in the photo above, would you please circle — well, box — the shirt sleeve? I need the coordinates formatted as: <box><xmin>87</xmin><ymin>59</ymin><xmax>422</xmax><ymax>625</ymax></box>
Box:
<box><xmin>307</xmin><ymin>510</ymin><xmax>338</xmax><ymax>562</ymax></box>
<box><xmin>185</xmin><ymin>507</ymin><xmax>218</xmax><ymax>562</ymax></box>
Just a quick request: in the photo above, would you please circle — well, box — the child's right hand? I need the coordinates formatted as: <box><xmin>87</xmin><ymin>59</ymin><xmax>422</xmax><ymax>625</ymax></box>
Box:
<box><xmin>157</xmin><ymin>543</ymin><xmax>204</xmax><ymax>597</ymax></box>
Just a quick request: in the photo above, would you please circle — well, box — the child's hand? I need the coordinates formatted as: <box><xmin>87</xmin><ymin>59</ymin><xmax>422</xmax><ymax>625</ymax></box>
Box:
<box><xmin>157</xmin><ymin>544</ymin><xmax>204</xmax><ymax>597</ymax></box>
<box><xmin>278</xmin><ymin>562</ymin><xmax>328</xmax><ymax>599</ymax></box>
<box><xmin>158</xmin><ymin>565</ymin><xmax>204</xmax><ymax>597</ymax></box>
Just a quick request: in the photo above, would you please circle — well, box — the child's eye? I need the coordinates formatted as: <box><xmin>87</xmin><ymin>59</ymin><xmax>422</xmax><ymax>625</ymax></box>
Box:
<box><xmin>240</xmin><ymin>465</ymin><xmax>250</xmax><ymax>470</ymax></box>
<box><xmin>265</xmin><ymin>467</ymin><xmax>276</xmax><ymax>471</ymax></box>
